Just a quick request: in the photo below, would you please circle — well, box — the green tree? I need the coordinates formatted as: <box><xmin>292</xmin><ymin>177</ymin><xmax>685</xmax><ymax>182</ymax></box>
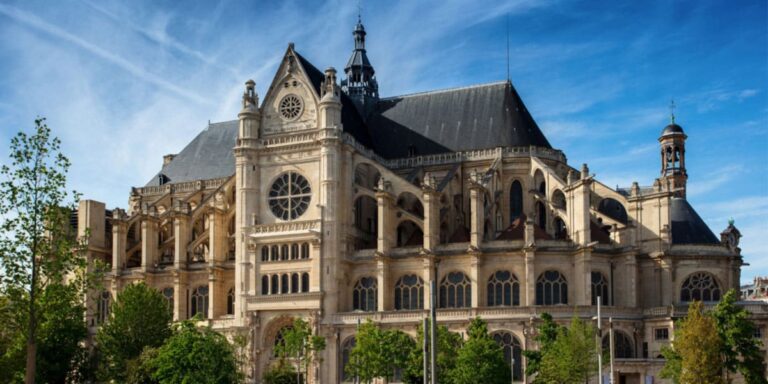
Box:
<box><xmin>347</xmin><ymin>320</ymin><xmax>415</xmax><ymax>384</ymax></box>
<box><xmin>536</xmin><ymin>316</ymin><xmax>599</xmax><ymax>384</ymax></box>
<box><xmin>661</xmin><ymin>301</ymin><xmax>725</xmax><ymax>384</ymax></box>
<box><xmin>262</xmin><ymin>359</ymin><xmax>297</xmax><ymax>384</ymax></box>
<box><xmin>712</xmin><ymin>290</ymin><xmax>767</xmax><ymax>384</ymax></box>
<box><xmin>450</xmin><ymin>317</ymin><xmax>510</xmax><ymax>384</ymax></box>
<box><xmin>0</xmin><ymin>117</ymin><xmax>86</xmax><ymax>384</ymax></box>
<box><xmin>275</xmin><ymin>318</ymin><xmax>326</xmax><ymax>384</ymax></box>
<box><xmin>522</xmin><ymin>312</ymin><xmax>559</xmax><ymax>376</ymax></box>
<box><xmin>125</xmin><ymin>347</ymin><xmax>159</xmax><ymax>384</ymax></box>
<box><xmin>95</xmin><ymin>282</ymin><xmax>172</xmax><ymax>381</ymax></box>
<box><xmin>150</xmin><ymin>320</ymin><xmax>242</xmax><ymax>384</ymax></box>
<box><xmin>402</xmin><ymin>322</ymin><xmax>462</xmax><ymax>384</ymax></box>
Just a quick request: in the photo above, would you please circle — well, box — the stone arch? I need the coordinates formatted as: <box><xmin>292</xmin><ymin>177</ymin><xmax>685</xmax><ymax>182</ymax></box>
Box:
<box><xmin>354</xmin><ymin>162</ymin><xmax>382</xmax><ymax>190</ymax></box>
<box><xmin>491</xmin><ymin>331</ymin><xmax>524</xmax><ymax>381</ymax></box>
<box><xmin>509</xmin><ymin>179</ymin><xmax>524</xmax><ymax>222</ymax></box>
<box><xmin>602</xmin><ymin>330</ymin><xmax>634</xmax><ymax>358</ymax></box>
<box><xmin>534</xmin><ymin>169</ymin><xmax>546</xmax><ymax>197</ymax></box>
<box><xmin>535</xmin><ymin>201</ymin><xmax>547</xmax><ymax>230</ymax></box>
<box><xmin>340</xmin><ymin>336</ymin><xmax>357</xmax><ymax>382</ymax></box>
<box><xmin>553</xmin><ymin>216</ymin><xmax>567</xmax><ymax>240</ymax></box>
<box><xmin>396</xmin><ymin>219</ymin><xmax>423</xmax><ymax>247</ymax></box>
<box><xmin>262</xmin><ymin>315</ymin><xmax>296</xmax><ymax>352</ymax></box>
<box><xmin>552</xmin><ymin>189</ymin><xmax>566</xmax><ymax>211</ymax></box>
<box><xmin>597</xmin><ymin>198</ymin><xmax>628</xmax><ymax>224</ymax></box>
<box><xmin>397</xmin><ymin>192</ymin><xmax>424</xmax><ymax>218</ymax></box>
<box><xmin>352</xmin><ymin>195</ymin><xmax>377</xmax><ymax>250</ymax></box>
<box><xmin>125</xmin><ymin>221</ymin><xmax>142</xmax><ymax>268</ymax></box>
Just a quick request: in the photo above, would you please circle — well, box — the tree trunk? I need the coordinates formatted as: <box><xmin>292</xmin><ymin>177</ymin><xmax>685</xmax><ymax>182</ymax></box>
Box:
<box><xmin>24</xmin><ymin>339</ymin><xmax>36</xmax><ymax>384</ymax></box>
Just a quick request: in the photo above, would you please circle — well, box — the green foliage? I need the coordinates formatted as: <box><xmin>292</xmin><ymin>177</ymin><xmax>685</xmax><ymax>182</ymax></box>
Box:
<box><xmin>150</xmin><ymin>320</ymin><xmax>242</xmax><ymax>384</ymax></box>
<box><xmin>403</xmin><ymin>322</ymin><xmax>462</xmax><ymax>384</ymax></box>
<box><xmin>96</xmin><ymin>282</ymin><xmax>172</xmax><ymax>381</ymax></box>
<box><xmin>0</xmin><ymin>118</ymin><xmax>87</xmax><ymax>382</ymax></box>
<box><xmin>274</xmin><ymin>318</ymin><xmax>326</xmax><ymax>384</ymax></box>
<box><xmin>711</xmin><ymin>290</ymin><xmax>767</xmax><ymax>384</ymax></box>
<box><xmin>449</xmin><ymin>318</ymin><xmax>510</xmax><ymax>384</ymax></box>
<box><xmin>660</xmin><ymin>344</ymin><xmax>682</xmax><ymax>384</ymax></box>
<box><xmin>126</xmin><ymin>347</ymin><xmax>159</xmax><ymax>384</ymax></box>
<box><xmin>347</xmin><ymin>320</ymin><xmax>415</xmax><ymax>384</ymax></box>
<box><xmin>533</xmin><ymin>316</ymin><xmax>598</xmax><ymax>384</ymax></box>
<box><xmin>522</xmin><ymin>312</ymin><xmax>559</xmax><ymax>376</ymax></box>
<box><xmin>661</xmin><ymin>301</ymin><xmax>725</xmax><ymax>384</ymax></box>
<box><xmin>262</xmin><ymin>359</ymin><xmax>297</xmax><ymax>384</ymax></box>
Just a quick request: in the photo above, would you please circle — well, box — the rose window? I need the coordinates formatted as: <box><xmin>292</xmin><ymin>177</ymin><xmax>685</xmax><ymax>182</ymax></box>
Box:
<box><xmin>268</xmin><ymin>172</ymin><xmax>311</xmax><ymax>220</ymax></box>
<box><xmin>278</xmin><ymin>94</ymin><xmax>303</xmax><ymax>120</ymax></box>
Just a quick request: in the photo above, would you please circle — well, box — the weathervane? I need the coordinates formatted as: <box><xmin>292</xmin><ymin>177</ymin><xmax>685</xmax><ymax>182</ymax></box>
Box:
<box><xmin>669</xmin><ymin>99</ymin><xmax>676</xmax><ymax>124</ymax></box>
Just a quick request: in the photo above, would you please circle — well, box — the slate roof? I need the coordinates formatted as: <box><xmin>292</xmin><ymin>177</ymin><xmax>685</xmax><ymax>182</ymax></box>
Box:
<box><xmin>670</xmin><ymin>197</ymin><xmax>720</xmax><ymax>245</ymax></box>
<box><xmin>367</xmin><ymin>81</ymin><xmax>552</xmax><ymax>158</ymax></box>
<box><xmin>145</xmin><ymin>121</ymin><xmax>238</xmax><ymax>186</ymax></box>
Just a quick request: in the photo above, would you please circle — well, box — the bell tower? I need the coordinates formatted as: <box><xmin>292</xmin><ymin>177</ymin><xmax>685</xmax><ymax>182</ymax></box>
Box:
<box><xmin>659</xmin><ymin>103</ymin><xmax>687</xmax><ymax>198</ymax></box>
<box><xmin>341</xmin><ymin>16</ymin><xmax>379</xmax><ymax>118</ymax></box>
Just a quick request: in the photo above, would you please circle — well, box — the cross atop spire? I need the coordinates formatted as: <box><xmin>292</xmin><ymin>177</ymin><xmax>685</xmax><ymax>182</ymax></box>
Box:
<box><xmin>669</xmin><ymin>99</ymin><xmax>676</xmax><ymax>124</ymax></box>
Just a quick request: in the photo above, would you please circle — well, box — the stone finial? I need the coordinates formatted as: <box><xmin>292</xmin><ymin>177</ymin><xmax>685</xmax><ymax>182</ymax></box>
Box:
<box><xmin>376</xmin><ymin>176</ymin><xmax>391</xmax><ymax>193</ymax></box>
<box><xmin>567</xmin><ymin>169</ymin><xmax>575</xmax><ymax>185</ymax></box>
<box><xmin>580</xmin><ymin>163</ymin><xmax>590</xmax><ymax>180</ymax></box>
<box><xmin>422</xmin><ymin>173</ymin><xmax>437</xmax><ymax>190</ymax></box>
<box><xmin>242</xmin><ymin>80</ymin><xmax>258</xmax><ymax>109</ymax></box>
<box><xmin>630</xmin><ymin>181</ymin><xmax>640</xmax><ymax>197</ymax></box>
<box><xmin>321</xmin><ymin>67</ymin><xmax>339</xmax><ymax>98</ymax></box>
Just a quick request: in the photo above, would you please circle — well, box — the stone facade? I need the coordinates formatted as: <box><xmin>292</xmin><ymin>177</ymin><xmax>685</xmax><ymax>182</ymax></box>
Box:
<box><xmin>73</xmin><ymin>21</ymin><xmax>767</xmax><ymax>384</ymax></box>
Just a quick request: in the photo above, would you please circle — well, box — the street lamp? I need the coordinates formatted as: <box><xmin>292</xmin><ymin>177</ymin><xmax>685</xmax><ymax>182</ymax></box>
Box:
<box><xmin>429</xmin><ymin>258</ymin><xmax>440</xmax><ymax>384</ymax></box>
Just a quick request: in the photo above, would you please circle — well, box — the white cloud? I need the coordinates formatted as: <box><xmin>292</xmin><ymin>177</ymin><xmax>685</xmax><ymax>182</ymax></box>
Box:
<box><xmin>686</xmin><ymin>164</ymin><xmax>744</xmax><ymax>197</ymax></box>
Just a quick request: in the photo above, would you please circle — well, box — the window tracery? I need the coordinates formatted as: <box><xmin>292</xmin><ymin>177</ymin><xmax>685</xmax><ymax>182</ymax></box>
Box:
<box><xmin>268</xmin><ymin>172</ymin><xmax>311</xmax><ymax>220</ymax></box>
<box><xmin>190</xmin><ymin>285</ymin><xmax>209</xmax><ymax>318</ymax></box>
<box><xmin>492</xmin><ymin>332</ymin><xmax>523</xmax><ymax>381</ymax></box>
<box><xmin>681</xmin><ymin>272</ymin><xmax>721</xmax><ymax>302</ymax></box>
<box><xmin>487</xmin><ymin>270</ymin><xmax>520</xmax><ymax>306</ymax></box>
<box><xmin>394</xmin><ymin>274</ymin><xmax>424</xmax><ymax>310</ymax></box>
<box><xmin>536</xmin><ymin>270</ymin><xmax>568</xmax><ymax>305</ymax></box>
<box><xmin>591</xmin><ymin>271</ymin><xmax>609</xmax><ymax>306</ymax></box>
<box><xmin>353</xmin><ymin>277</ymin><xmax>378</xmax><ymax>312</ymax></box>
<box><xmin>439</xmin><ymin>271</ymin><xmax>471</xmax><ymax>308</ymax></box>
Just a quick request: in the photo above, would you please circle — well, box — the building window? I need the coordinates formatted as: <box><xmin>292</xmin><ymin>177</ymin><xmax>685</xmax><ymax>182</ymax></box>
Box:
<box><xmin>680</xmin><ymin>272</ymin><xmax>722</xmax><ymax>302</ymax></box>
<box><xmin>603</xmin><ymin>332</ymin><xmax>634</xmax><ymax>358</ymax></box>
<box><xmin>301</xmin><ymin>242</ymin><xmax>310</xmax><ymax>259</ymax></box>
<box><xmin>226</xmin><ymin>288</ymin><xmax>235</xmax><ymax>315</ymax></box>
<box><xmin>97</xmin><ymin>291</ymin><xmax>111</xmax><ymax>324</ymax></box>
<box><xmin>271</xmin><ymin>275</ymin><xmax>279</xmax><ymax>295</ymax></box>
<box><xmin>261</xmin><ymin>246</ymin><xmax>269</xmax><ymax>262</ymax></box>
<box><xmin>190</xmin><ymin>286</ymin><xmax>209</xmax><ymax>319</ymax></box>
<box><xmin>162</xmin><ymin>287</ymin><xmax>174</xmax><ymax>311</ymax></box>
<box><xmin>492</xmin><ymin>332</ymin><xmax>523</xmax><ymax>381</ymax></box>
<box><xmin>754</xmin><ymin>327</ymin><xmax>763</xmax><ymax>339</ymax></box>
<box><xmin>340</xmin><ymin>337</ymin><xmax>356</xmax><ymax>382</ymax></box>
<box><xmin>271</xmin><ymin>245</ymin><xmax>279</xmax><ymax>261</ymax></box>
<box><xmin>281</xmin><ymin>274</ymin><xmax>289</xmax><ymax>294</ymax></box>
<box><xmin>268</xmin><ymin>172</ymin><xmax>311</xmax><ymax>220</ymax></box>
<box><xmin>353</xmin><ymin>277</ymin><xmax>378</xmax><ymax>312</ymax></box>
<box><xmin>438</xmin><ymin>272</ymin><xmax>471</xmax><ymax>308</ymax></box>
<box><xmin>509</xmin><ymin>180</ymin><xmax>523</xmax><ymax>221</ymax></box>
<box><xmin>274</xmin><ymin>326</ymin><xmax>293</xmax><ymax>357</ymax></box>
<box><xmin>487</xmin><ymin>270</ymin><xmax>520</xmax><ymax>306</ymax></box>
<box><xmin>394</xmin><ymin>274</ymin><xmax>424</xmax><ymax>310</ymax></box>
<box><xmin>262</xmin><ymin>276</ymin><xmax>269</xmax><ymax>295</ymax></box>
<box><xmin>301</xmin><ymin>272</ymin><xmax>310</xmax><ymax>292</ymax></box>
<box><xmin>291</xmin><ymin>273</ymin><xmax>300</xmax><ymax>294</ymax></box>
<box><xmin>278</xmin><ymin>94</ymin><xmax>304</xmax><ymax>120</ymax></box>
<box><xmin>536</xmin><ymin>201</ymin><xmax>546</xmax><ymax>230</ymax></box>
<box><xmin>280</xmin><ymin>244</ymin><xmax>289</xmax><ymax>261</ymax></box>
<box><xmin>553</xmin><ymin>217</ymin><xmax>567</xmax><ymax>240</ymax></box>
<box><xmin>536</xmin><ymin>271</ymin><xmax>568</xmax><ymax>305</ymax></box>
<box><xmin>291</xmin><ymin>244</ymin><xmax>299</xmax><ymax>260</ymax></box>
<box><xmin>591</xmin><ymin>271</ymin><xmax>609</xmax><ymax>306</ymax></box>
<box><xmin>655</xmin><ymin>328</ymin><xmax>669</xmax><ymax>341</ymax></box>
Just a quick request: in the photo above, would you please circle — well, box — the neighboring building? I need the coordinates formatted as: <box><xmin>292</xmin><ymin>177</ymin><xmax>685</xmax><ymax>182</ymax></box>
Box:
<box><xmin>73</xmin><ymin>19</ymin><xmax>767</xmax><ymax>384</ymax></box>
<box><xmin>742</xmin><ymin>276</ymin><xmax>768</xmax><ymax>302</ymax></box>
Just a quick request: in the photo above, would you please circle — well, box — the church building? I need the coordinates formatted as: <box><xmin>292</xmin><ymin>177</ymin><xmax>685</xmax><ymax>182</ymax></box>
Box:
<box><xmin>73</xmin><ymin>19</ymin><xmax>766</xmax><ymax>383</ymax></box>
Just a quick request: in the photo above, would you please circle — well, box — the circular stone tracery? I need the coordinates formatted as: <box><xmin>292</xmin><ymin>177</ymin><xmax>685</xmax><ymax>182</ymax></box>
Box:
<box><xmin>268</xmin><ymin>172</ymin><xmax>311</xmax><ymax>220</ymax></box>
<box><xmin>278</xmin><ymin>94</ymin><xmax>303</xmax><ymax>120</ymax></box>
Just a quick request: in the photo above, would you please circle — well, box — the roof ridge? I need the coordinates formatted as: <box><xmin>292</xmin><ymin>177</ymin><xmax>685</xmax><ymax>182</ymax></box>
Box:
<box><xmin>380</xmin><ymin>80</ymin><xmax>509</xmax><ymax>100</ymax></box>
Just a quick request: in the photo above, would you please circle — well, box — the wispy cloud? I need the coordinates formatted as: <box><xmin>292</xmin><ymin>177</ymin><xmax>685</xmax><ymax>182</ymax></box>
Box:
<box><xmin>687</xmin><ymin>164</ymin><xmax>744</xmax><ymax>197</ymax></box>
<box><xmin>0</xmin><ymin>3</ymin><xmax>213</xmax><ymax>106</ymax></box>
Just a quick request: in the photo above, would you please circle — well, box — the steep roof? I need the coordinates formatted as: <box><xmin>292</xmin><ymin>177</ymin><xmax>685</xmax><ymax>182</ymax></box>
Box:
<box><xmin>670</xmin><ymin>198</ymin><xmax>719</xmax><ymax>245</ymax></box>
<box><xmin>367</xmin><ymin>81</ymin><xmax>552</xmax><ymax>158</ymax></box>
<box><xmin>145</xmin><ymin>121</ymin><xmax>238</xmax><ymax>186</ymax></box>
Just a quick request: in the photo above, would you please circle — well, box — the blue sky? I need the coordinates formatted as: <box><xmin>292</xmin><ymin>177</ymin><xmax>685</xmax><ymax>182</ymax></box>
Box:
<box><xmin>0</xmin><ymin>0</ymin><xmax>765</xmax><ymax>282</ymax></box>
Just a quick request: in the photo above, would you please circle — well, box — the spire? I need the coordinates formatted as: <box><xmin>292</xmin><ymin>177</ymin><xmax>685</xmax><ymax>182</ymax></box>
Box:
<box><xmin>342</xmin><ymin>14</ymin><xmax>378</xmax><ymax>118</ymax></box>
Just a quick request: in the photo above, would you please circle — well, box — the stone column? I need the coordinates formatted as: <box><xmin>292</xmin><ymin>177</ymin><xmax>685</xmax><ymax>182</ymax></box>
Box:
<box><xmin>625</xmin><ymin>254</ymin><xmax>638</xmax><ymax>307</ymax></box>
<box><xmin>376</xmin><ymin>254</ymin><xmax>390</xmax><ymax>311</ymax></box>
<box><xmin>422</xmin><ymin>256</ymin><xmax>437</xmax><ymax>310</ymax></box>
<box><xmin>173</xmin><ymin>270</ymin><xmax>188</xmax><ymax>320</ymax></box>
<box><xmin>376</xmin><ymin>186</ymin><xmax>394</xmax><ymax>254</ymax></box>
<box><xmin>173</xmin><ymin>213</ymin><xmax>189</xmax><ymax>269</ymax></box>
<box><xmin>422</xmin><ymin>175</ymin><xmax>440</xmax><ymax>252</ymax></box>
<box><xmin>111</xmin><ymin>213</ymin><xmax>126</xmax><ymax>274</ymax></box>
<box><xmin>524</xmin><ymin>249</ymin><xmax>536</xmax><ymax>306</ymax></box>
<box><xmin>208</xmin><ymin>208</ymin><xmax>227</xmax><ymax>264</ymax></box>
<box><xmin>573</xmin><ymin>248</ymin><xmax>591</xmax><ymax>306</ymax></box>
<box><xmin>571</xmin><ymin>164</ymin><xmax>592</xmax><ymax>246</ymax></box>
<box><xmin>660</xmin><ymin>256</ymin><xmax>675</xmax><ymax>306</ymax></box>
<box><xmin>468</xmin><ymin>175</ymin><xmax>485</xmax><ymax>249</ymax></box>
<box><xmin>140</xmin><ymin>217</ymin><xmax>158</xmax><ymax>272</ymax></box>
<box><xmin>469</xmin><ymin>252</ymin><xmax>481</xmax><ymax>308</ymax></box>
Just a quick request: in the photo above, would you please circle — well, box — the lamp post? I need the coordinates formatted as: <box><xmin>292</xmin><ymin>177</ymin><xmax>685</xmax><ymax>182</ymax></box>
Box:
<box><xmin>430</xmin><ymin>258</ymin><xmax>440</xmax><ymax>384</ymax></box>
<box><xmin>597</xmin><ymin>297</ymin><xmax>602</xmax><ymax>384</ymax></box>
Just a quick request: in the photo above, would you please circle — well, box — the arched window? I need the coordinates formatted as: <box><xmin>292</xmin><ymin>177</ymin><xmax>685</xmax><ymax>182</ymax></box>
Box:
<box><xmin>274</xmin><ymin>326</ymin><xmax>293</xmax><ymax>357</ymax></box>
<box><xmin>281</xmin><ymin>274</ymin><xmax>289</xmax><ymax>294</ymax></box>
<box><xmin>190</xmin><ymin>285</ymin><xmax>209</xmax><ymax>318</ymax></box>
<box><xmin>681</xmin><ymin>272</ymin><xmax>721</xmax><ymax>302</ymax></box>
<box><xmin>280</xmin><ymin>244</ymin><xmax>289</xmax><ymax>261</ymax></box>
<box><xmin>226</xmin><ymin>288</ymin><xmax>235</xmax><ymax>315</ymax></box>
<box><xmin>603</xmin><ymin>332</ymin><xmax>634</xmax><ymax>358</ymax></box>
<box><xmin>394</xmin><ymin>274</ymin><xmax>424</xmax><ymax>310</ymax></box>
<box><xmin>291</xmin><ymin>273</ymin><xmax>299</xmax><ymax>293</ymax></box>
<box><xmin>301</xmin><ymin>243</ymin><xmax>310</xmax><ymax>259</ymax></box>
<box><xmin>271</xmin><ymin>275</ymin><xmax>279</xmax><ymax>294</ymax></box>
<box><xmin>536</xmin><ymin>201</ymin><xmax>546</xmax><ymax>230</ymax></box>
<box><xmin>162</xmin><ymin>287</ymin><xmax>174</xmax><ymax>311</ymax></box>
<box><xmin>439</xmin><ymin>272</ymin><xmax>471</xmax><ymax>308</ymax></box>
<box><xmin>270</xmin><ymin>245</ymin><xmax>279</xmax><ymax>261</ymax></box>
<box><xmin>340</xmin><ymin>337</ymin><xmax>356</xmax><ymax>382</ymax></box>
<box><xmin>492</xmin><ymin>332</ymin><xmax>523</xmax><ymax>381</ymax></box>
<box><xmin>301</xmin><ymin>273</ymin><xmax>310</xmax><ymax>292</ymax></box>
<box><xmin>291</xmin><ymin>244</ymin><xmax>299</xmax><ymax>260</ymax></box>
<box><xmin>261</xmin><ymin>246</ymin><xmax>269</xmax><ymax>262</ymax></box>
<box><xmin>487</xmin><ymin>271</ymin><xmax>520</xmax><ymax>306</ymax></box>
<box><xmin>353</xmin><ymin>277</ymin><xmax>378</xmax><ymax>312</ymax></box>
<box><xmin>509</xmin><ymin>180</ymin><xmax>523</xmax><ymax>221</ymax></box>
<box><xmin>597</xmin><ymin>198</ymin><xmax>628</xmax><ymax>224</ymax></box>
<box><xmin>536</xmin><ymin>271</ymin><xmax>568</xmax><ymax>305</ymax></box>
<box><xmin>554</xmin><ymin>217</ymin><xmax>567</xmax><ymax>240</ymax></box>
<box><xmin>262</xmin><ymin>276</ymin><xmax>269</xmax><ymax>295</ymax></box>
<box><xmin>552</xmin><ymin>189</ymin><xmax>566</xmax><ymax>211</ymax></box>
<box><xmin>97</xmin><ymin>290</ymin><xmax>111</xmax><ymax>324</ymax></box>
<box><xmin>591</xmin><ymin>271</ymin><xmax>609</xmax><ymax>306</ymax></box>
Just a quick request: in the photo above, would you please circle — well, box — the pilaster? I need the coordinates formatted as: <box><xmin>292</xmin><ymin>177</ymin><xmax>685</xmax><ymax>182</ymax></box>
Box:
<box><xmin>140</xmin><ymin>216</ymin><xmax>158</xmax><ymax>272</ymax></box>
<box><xmin>376</xmin><ymin>253</ymin><xmax>390</xmax><ymax>311</ymax></box>
<box><xmin>524</xmin><ymin>249</ymin><xmax>535</xmax><ymax>306</ymax></box>
<box><xmin>469</xmin><ymin>175</ymin><xmax>485</xmax><ymax>249</ymax></box>
<box><xmin>111</xmin><ymin>210</ymin><xmax>127</xmax><ymax>274</ymax></box>
<box><xmin>422</xmin><ymin>174</ymin><xmax>440</xmax><ymax>252</ymax></box>
<box><xmin>624</xmin><ymin>253</ymin><xmax>638</xmax><ymax>307</ymax></box>
<box><xmin>573</xmin><ymin>247</ymin><xmax>591</xmax><ymax>306</ymax></box>
<box><xmin>376</xmin><ymin>186</ymin><xmax>395</xmax><ymax>254</ymax></box>
<box><xmin>469</xmin><ymin>252</ymin><xmax>481</xmax><ymax>308</ymax></box>
<box><xmin>173</xmin><ymin>212</ymin><xmax>189</xmax><ymax>269</ymax></box>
